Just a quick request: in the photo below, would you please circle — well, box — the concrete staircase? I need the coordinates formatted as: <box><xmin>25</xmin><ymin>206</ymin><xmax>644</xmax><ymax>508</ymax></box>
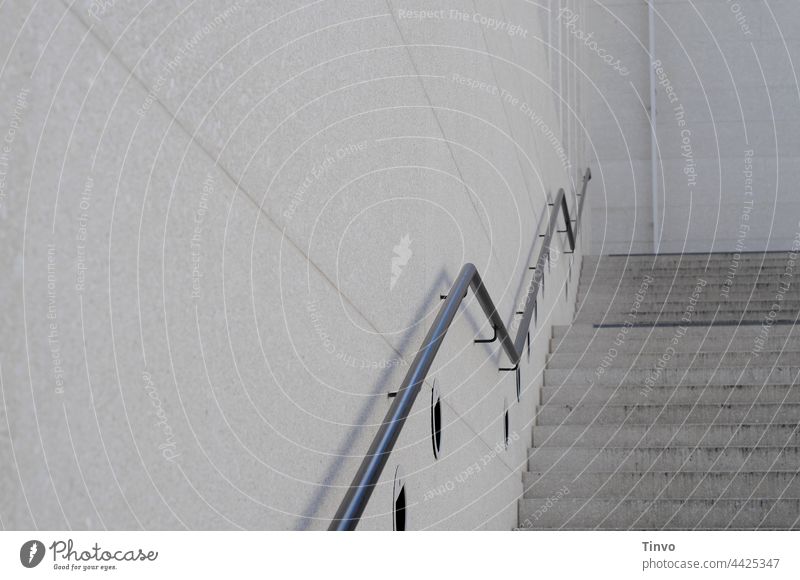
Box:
<box><xmin>518</xmin><ymin>253</ymin><xmax>800</xmax><ymax>529</ymax></box>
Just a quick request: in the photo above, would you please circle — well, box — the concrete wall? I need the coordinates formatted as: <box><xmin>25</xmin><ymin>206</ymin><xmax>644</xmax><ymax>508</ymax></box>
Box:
<box><xmin>0</xmin><ymin>1</ymin><xmax>587</xmax><ymax>530</ymax></box>
<box><xmin>583</xmin><ymin>0</ymin><xmax>800</xmax><ymax>254</ymax></box>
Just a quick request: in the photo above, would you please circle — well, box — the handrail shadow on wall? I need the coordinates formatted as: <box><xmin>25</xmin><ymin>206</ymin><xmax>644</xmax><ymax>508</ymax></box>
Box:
<box><xmin>330</xmin><ymin>168</ymin><xmax>592</xmax><ymax>530</ymax></box>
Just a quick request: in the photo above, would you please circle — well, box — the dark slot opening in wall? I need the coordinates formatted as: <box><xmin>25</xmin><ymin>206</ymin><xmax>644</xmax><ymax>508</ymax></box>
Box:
<box><xmin>431</xmin><ymin>396</ymin><xmax>442</xmax><ymax>459</ymax></box>
<box><xmin>516</xmin><ymin>368</ymin><xmax>521</xmax><ymax>402</ymax></box>
<box><xmin>394</xmin><ymin>486</ymin><xmax>406</xmax><ymax>531</ymax></box>
<box><xmin>504</xmin><ymin>409</ymin><xmax>510</xmax><ymax>449</ymax></box>
<box><xmin>527</xmin><ymin>332</ymin><xmax>531</xmax><ymax>363</ymax></box>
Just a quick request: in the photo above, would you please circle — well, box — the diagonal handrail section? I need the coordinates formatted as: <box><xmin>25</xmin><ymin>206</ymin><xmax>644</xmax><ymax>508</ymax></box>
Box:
<box><xmin>330</xmin><ymin>168</ymin><xmax>592</xmax><ymax>530</ymax></box>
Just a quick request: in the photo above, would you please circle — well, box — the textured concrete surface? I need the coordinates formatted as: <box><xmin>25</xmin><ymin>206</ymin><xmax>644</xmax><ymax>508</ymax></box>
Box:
<box><xmin>582</xmin><ymin>0</ymin><xmax>800</xmax><ymax>253</ymax></box>
<box><xmin>0</xmin><ymin>1</ymin><xmax>584</xmax><ymax>529</ymax></box>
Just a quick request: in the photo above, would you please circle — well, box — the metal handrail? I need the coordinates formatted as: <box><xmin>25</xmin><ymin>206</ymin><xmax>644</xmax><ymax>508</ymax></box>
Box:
<box><xmin>329</xmin><ymin>168</ymin><xmax>592</xmax><ymax>530</ymax></box>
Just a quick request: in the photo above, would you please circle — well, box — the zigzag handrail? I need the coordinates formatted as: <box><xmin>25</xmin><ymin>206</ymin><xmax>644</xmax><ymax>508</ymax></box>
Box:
<box><xmin>329</xmin><ymin>168</ymin><xmax>592</xmax><ymax>530</ymax></box>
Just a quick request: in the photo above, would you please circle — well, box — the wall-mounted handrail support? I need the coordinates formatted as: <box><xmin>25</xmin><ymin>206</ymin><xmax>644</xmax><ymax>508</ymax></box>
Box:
<box><xmin>329</xmin><ymin>168</ymin><xmax>591</xmax><ymax>530</ymax></box>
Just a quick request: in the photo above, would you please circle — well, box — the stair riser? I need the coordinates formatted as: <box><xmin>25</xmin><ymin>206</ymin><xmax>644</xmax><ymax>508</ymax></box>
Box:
<box><xmin>581</xmin><ymin>265</ymin><xmax>795</xmax><ymax>275</ymax></box>
<box><xmin>528</xmin><ymin>447</ymin><xmax>800</xmax><ymax>472</ymax></box>
<box><xmin>542</xmin><ymin>385</ymin><xmax>800</xmax><ymax>405</ymax></box>
<box><xmin>536</xmin><ymin>404</ymin><xmax>800</xmax><ymax>425</ymax></box>
<box><xmin>576</xmin><ymin>289</ymin><xmax>800</xmax><ymax>302</ymax></box>
<box><xmin>580</xmin><ymin>284</ymin><xmax>795</xmax><ymax>294</ymax></box>
<box><xmin>523</xmin><ymin>472</ymin><xmax>800</xmax><ymax>499</ymax></box>
<box><xmin>551</xmin><ymin>338</ymin><xmax>800</xmax><ymax>353</ymax></box>
<box><xmin>533</xmin><ymin>425</ymin><xmax>800</xmax><ymax>447</ymax></box>
<box><xmin>547</xmin><ymin>352</ymin><xmax>800</xmax><ymax>368</ymax></box>
<box><xmin>575</xmin><ymin>304</ymin><xmax>800</xmax><ymax>316</ymax></box>
<box><xmin>580</xmin><ymin>276</ymin><xmax>796</xmax><ymax>285</ymax></box>
<box><xmin>583</xmin><ymin>255</ymin><xmax>796</xmax><ymax>267</ymax></box>
<box><xmin>579</xmin><ymin>275</ymin><xmax>796</xmax><ymax>285</ymax></box>
<box><xmin>576</xmin><ymin>302</ymin><xmax>800</xmax><ymax>314</ymax></box>
<box><xmin>545</xmin><ymin>368</ymin><xmax>800</xmax><ymax>387</ymax></box>
<box><xmin>574</xmin><ymin>315</ymin><xmax>798</xmax><ymax>324</ymax></box>
<box><xmin>552</xmin><ymin>325</ymin><xmax>798</xmax><ymax>338</ymax></box>
<box><xmin>518</xmin><ymin>499</ymin><xmax>800</xmax><ymax>529</ymax></box>
<box><xmin>583</xmin><ymin>266</ymin><xmax>796</xmax><ymax>276</ymax></box>
<box><xmin>573</xmin><ymin>314</ymin><xmax>793</xmax><ymax>324</ymax></box>
<box><xmin>574</xmin><ymin>306</ymin><xmax>793</xmax><ymax>315</ymax></box>
<box><xmin>586</xmin><ymin>256</ymin><xmax>796</xmax><ymax>265</ymax></box>
<box><xmin>583</xmin><ymin>267</ymin><xmax>796</xmax><ymax>277</ymax></box>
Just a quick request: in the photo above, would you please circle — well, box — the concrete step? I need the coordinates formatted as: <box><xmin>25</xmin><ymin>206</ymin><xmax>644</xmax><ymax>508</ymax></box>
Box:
<box><xmin>523</xmin><ymin>471</ymin><xmax>800</xmax><ymax>499</ymax></box>
<box><xmin>576</xmin><ymin>297</ymin><xmax>800</xmax><ymax>311</ymax></box>
<box><xmin>573</xmin><ymin>314</ymin><xmax>797</xmax><ymax>325</ymax></box>
<box><xmin>576</xmin><ymin>300</ymin><xmax>800</xmax><ymax>314</ymax></box>
<box><xmin>552</xmin><ymin>324</ymin><xmax>798</xmax><ymax>339</ymax></box>
<box><xmin>528</xmin><ymin>445</ymin><xmax>800</xmax><ymax>472</ymax></box>
<box><xmin>533</xmin><ymin>424</ymin><xmax>800</xmax><ymax>447</ymax></box>
<box><xmin>517</xmin><ymin>498</ymin><xmax>800</xmax><ymax>529</ymax></box>
<box><xmin>582</xmin><ymin>264</ymin><xmax>795</xmax><ymax>276</ymax></box>
<box><xmin>545</xmin><ymin>366</ymin><xmax>800</xmax><ymax>387</ymax></box>
<box><xmin>577</xmin><ymin>281</ymin><xmax>792</xmax><ymax>292</ymax></box>
<box><xmin>541</xmin><ymin>384</ymin><xmax>800</xmax><ymax>405</ymax></box>
<box><xmin>582</xmin><ymin>265</ymin><xmax>793</xmax><ymax>275</ymax></box>
<box><xmin>574</xmin><ymin>310</ymin><xmax>797</xmax><ymax>321</ymax></box>
<box><xmin>574</xmin><ymin>301</ymin><xmax>795</xmax><ymax>312</ymax></box>
<box><xmin>536</xmin><ymin>402</ymin><xmax>800</xmax><ymax>425</ymax></box>
<box><xmin>550</xmin><ymin>336</ymin><xmax>800</xmax><ymax>353</ymax></box>
<box><xmin>574</xmin><ymin>309</ymin><xmax>796</xmax><ymax>321</ymax></box>
<box><xmin>581</xmin><ymin>261</ymin><xmax>791</xmax><ymax>281</ymax></box>
<box><xmin>578</xmin><ymin>285</ymin><xmax>793</xmax><ymax>298</ymax></box>
<box><xmin>547</xmin><ymin>351</ymin><xmax>800</xmax><ymax>368</ymax></box>
<box><xmin>580</xmin><ymin>271</ymin><xmax>793</xmax><ymax>282</ymax></box>
<box><xmin>585</xmin><ymin>257</ymin><xmax>794</xmax><ymax>267</ymax></box>
<box><xmin>583</xmin><ymin>254</ymin><xmax>795</xmax><ymax>268</ymax></box>
<box><xmin>576</xmin><ymin>296</ymin><xmax>799</xmax><ymax>309</ymax></box>
<box><xmin>577</xmin><ymin>283</ymin><xmax>800</xmax><ymax>298</ymax></box>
